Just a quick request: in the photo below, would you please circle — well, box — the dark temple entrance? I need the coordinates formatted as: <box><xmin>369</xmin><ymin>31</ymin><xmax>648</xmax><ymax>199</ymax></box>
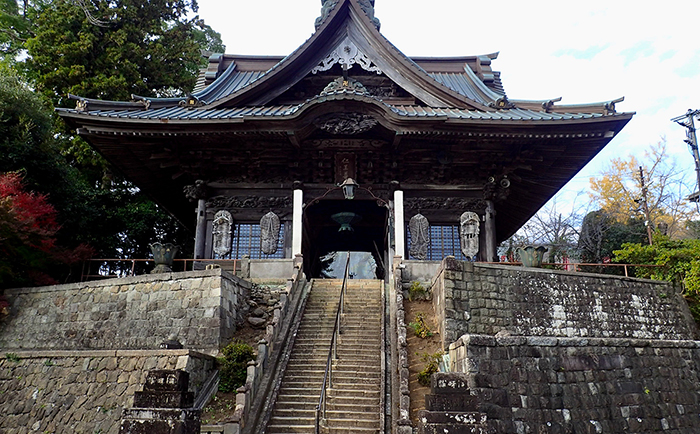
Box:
<box><xmin>303</xmin><ymin>199</ymin><xmax>388</xmax><ymax>279</ymax></box>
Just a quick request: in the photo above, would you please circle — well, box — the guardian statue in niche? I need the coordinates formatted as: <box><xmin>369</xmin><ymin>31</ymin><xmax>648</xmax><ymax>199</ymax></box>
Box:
<box><xmin>409</xmin><ymin>213</ymin><xmax>430</xmax><ymax>260</ymax></box>
<box><xmin>212</xmin><ymin>210</ymin><xmax>233</xmax><ymax>258</ymax></box>
<box><xmin>260</xmin><ymin>211</ymin><xmax>281</xmax><ymax>255</ymax></box>
<box><xmin>460</xmin><ymin>212</ymin><xmax>480</xmax><ymax>260</ymax></box>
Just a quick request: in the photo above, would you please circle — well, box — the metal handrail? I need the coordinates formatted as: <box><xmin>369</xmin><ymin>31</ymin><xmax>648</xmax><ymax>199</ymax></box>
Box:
<box><xmin>315</xmin><ymin>252</ymin><xmax>351</xmax><ymax>434</ymax></box>
<box><xmin>483</xmin><ymin>261</ymin><xmax>664</xmax><ymax>277</ymax></box>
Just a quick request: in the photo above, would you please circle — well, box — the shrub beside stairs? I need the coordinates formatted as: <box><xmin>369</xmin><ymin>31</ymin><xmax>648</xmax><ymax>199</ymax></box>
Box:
<box><xmin>265</xmin><ymin>279</ymin><xmax>383</xmax><ymax>434</ymax></box>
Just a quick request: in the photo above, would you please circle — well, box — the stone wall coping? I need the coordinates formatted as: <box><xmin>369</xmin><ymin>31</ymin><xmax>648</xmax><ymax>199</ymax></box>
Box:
<box><xmin>5</xmin><ymin>268</ymin><xmax>246</xmax><ymax>295</ymax></box>
<box><xmin>0</xmin><ymin>349</ymin><xmax>216</xmax><ymax>360</ymax></box>
<box><xmin>449</xmin><ymin>334</ymin><xmax>700</xmax><ymax>350</ymax></box>
<box><xmin>467</xmin><ymin>262</ymin><xmax>673</xmax><ymax>287</ymax></box>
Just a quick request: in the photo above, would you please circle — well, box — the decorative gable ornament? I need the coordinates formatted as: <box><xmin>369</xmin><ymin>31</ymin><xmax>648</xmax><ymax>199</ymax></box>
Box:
<box><xmin>314</xmin><ymin>112</ymin><xmax>378</xmax><ymax>135</ymax></box>
<box><xmin>312</xmin><ymin>38</ymin><xmax>382</xmax><ymax>75</ymax></box>
<box><xmin>316</xmin><ymin>0</ymin><xmax>380</xmax><ymax>30</ymax></box>
<box><xmin>260</xmin><ymin>211</ymin><xmax>281</xmax><ymax>255</ymax></box>
<box><xmin>320</xmin><ymin>77</ymin><xmax>371</xmax><ymax>96</ymax></box>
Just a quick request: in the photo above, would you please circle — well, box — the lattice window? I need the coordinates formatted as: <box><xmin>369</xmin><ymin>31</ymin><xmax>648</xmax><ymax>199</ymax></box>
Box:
<box><xmin>406</xmin><ymin>224</ymin><xmax>466</xmax><ymax>261</ymax></box>
<box><xmin>214</xmin><ymin>223</ymin><xmax>285</xmax><ymax>259</ymax></box>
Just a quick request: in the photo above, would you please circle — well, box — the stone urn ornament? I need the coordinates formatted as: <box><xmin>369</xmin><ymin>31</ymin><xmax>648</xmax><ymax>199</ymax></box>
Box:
<box><xmin>517</xmin><ymin>245</ymin><xmax>548</xmax><ymax>268</ymax></box>
<box><xmin>0</xmin><ymin>295</ymin><xmax>9</xmax><ymax>316</ymax></box>
<box><xmin>149</xmin><ymin>242</ymin><xmax>180</xmax><ymax>274</ymax></box>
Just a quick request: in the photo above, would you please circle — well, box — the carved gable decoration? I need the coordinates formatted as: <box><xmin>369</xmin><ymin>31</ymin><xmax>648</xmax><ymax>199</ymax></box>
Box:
<box><xmin>312</xmin><ymin>38</ymin><xmax>382</xmax><ymax>75</ymax></box>
<box><xmin>314</xmin><ymin>112</ymin><xmax>378</xmax><ymax>135</ymax></box>
<box><xmin>320</xmin><ymin>77</ymin><xmax>370</xmax><ymax>96</ymax></box>
<box><xmin>260</xmin><ymin>211</ymin><xmax>281</xmax><ymax>255</ymax></box>
<box><xmin>409</xmin><ymin>213</ymin><xmax>430</xmax><ymax>260</ymax></box>
<box><xmin>460</xmin><ymin>211</ymin><xmax>480</xmax><ymax>260</ymax></box>
<box><xmin>207</xmin><ymin>196</ymin><xmax>292</xmax><ymax>210</ymax></box>
<box><xmin>212</xmin><ymin>210</ymin><xmax>233</xmax><ymax>258</ymax></box>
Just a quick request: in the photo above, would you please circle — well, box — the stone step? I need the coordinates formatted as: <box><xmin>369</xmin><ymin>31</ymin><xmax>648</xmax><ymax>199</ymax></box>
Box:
<box><xmin>272</xmin><ymin>408</ymin><xmax>379</xmax><ymax>423</ymax></box>
<box><xmin>327</xmin><ymin>395</ymin><xmax>380</xmax><ymax>407</ymax></box>
<box><xmin>266</xmin><ymin>279</ymin><xmax>383</xmax><ymax>433</ymax></box>
<box><xmin>323</xmin><ymin>415</ymin><xmax>379</xmax><ymax>428</ymax></box>
<box><xmin>281</xmin><ymin>378</ymin><xmax>381</xmax><ymax>390</ymax></box>
<box><xmin>328</xmin><ymin>389</ymin><xmax>380</xmax><ymax>399</ymax></box>
<box><xmin>279</xmin><ymin>368</ymin><xmax>382</xmax><ymax>378</ymax></box>
<box><xmin>289</xmin><ymin>343</ymin><xmax>380</xmax><ymax>353</ymax></box>
<box><xmin>297</xmin><ymin>325</ymin><xmax>381</xmax><ymax>332</ymax></box>
<box><xmin>265</xmin><ymin>422</ymin><xmax>315</xmax><ymax>434</ymax></box>
<box><xmin>326</xmin><ymin>427</ymin><xmax>381</xmax><ymax>434</ymax></box>
<box><xmin>274</xmin><ymin>400</ymin><xmax>379</xmax><ymax>413</ymax></box>
<box><xmin>277</xmin><ymin>387</ymin><xmax>322</xmax><ymax>396</ymax></box>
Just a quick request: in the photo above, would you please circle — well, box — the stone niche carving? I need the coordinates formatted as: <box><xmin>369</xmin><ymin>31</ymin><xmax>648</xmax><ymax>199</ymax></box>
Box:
<box><xmin>315</xmin><ymin>112</ymin><xmax>378</xmax><ymax>135</ymax></box>
<box><xmin>409</xmin><ymin>213</ymin><xmax>430</xmax><ymax>260</ymax></box>
<box><xmin>460</xmin><ymin>211</ymin><xmax>480</xmax><ymax>260</ymax></box>
<box><xmin>260</xmin><ymin>211</ymin><xmax>281</xmax><ymax>255</ymax></box>
<box><xmin>212</xmin><ymin>210</ymin><xmax>233</xmax><ymax>258</ymax></box>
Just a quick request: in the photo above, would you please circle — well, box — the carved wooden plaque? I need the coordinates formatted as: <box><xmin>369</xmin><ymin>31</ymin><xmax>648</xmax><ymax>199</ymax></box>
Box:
<box><xmin>335</xmin><ymin>153</ymin><xmax>356</xmax><ymax>184</ymax></box>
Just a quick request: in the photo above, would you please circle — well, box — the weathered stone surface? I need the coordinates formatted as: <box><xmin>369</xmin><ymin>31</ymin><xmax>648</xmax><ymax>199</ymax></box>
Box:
<box><xmin>447</xmin><ymin>334</ymin><xmax>700</xmax><ymax>434</ymax></box>
<box><xmin>0</xmin><ymin>350</ymin><xmax>214</xmax><ymax>434</ymax></box>
<box><xmin>248</xmin><ymin>317</ymin><xmax>266</xmax><ymax>328</ymax></box>
<box><xmin>0</xmin><ymin>269</ymin><xmax>250</xmax><ymax>351</ymax></box>
<box><xmin>433</xmin><ymin>261</ymin><xmax>696</xmax><ymax>347</ymax></box>
<box><xmin>120</xmin><ymin>408</ymin><xmax>201</xmax><ymax>434</ymax></box>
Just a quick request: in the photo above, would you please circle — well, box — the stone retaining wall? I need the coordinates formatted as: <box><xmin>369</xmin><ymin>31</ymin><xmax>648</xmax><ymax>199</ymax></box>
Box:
<box><xmin>0</xmin><ymin>349</ymin><xmax>215</xmax><ymax>434</ymax></box>
<box><xmin>433</xmin><ymin>259</ymin><xmax>697</xmax><ymax>347</ymax></box>
<box><xmin>448</xmin><ymin>334</ymin><xmax>700</xmax><ymax>433</ymax></box>
<box><xmin>0</xmin><ymin>269</ymin><xmax>250</xmax><ymax>352</ymax></box>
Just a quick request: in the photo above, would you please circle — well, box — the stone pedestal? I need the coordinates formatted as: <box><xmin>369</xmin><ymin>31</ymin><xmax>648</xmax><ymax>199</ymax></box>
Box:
<box><xmin>120</xmin><ymin>370</ymin><xmax>200</xmax><ymax>434</ymax></box>
<box><xmin>417</xmin><ymin>373</ymin><xmax>492</xmax><ymax>434</ymax></box>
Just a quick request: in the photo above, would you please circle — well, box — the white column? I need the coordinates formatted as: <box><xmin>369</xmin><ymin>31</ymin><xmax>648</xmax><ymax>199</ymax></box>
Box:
<box><xmin>394</xmin><ymin>190</ymin><xmax>405</xmax><ymax>259</ymax></box>
<box><xmin>292</xmin><ymin>188</ymin><xmax>303</xmax><ymax>257</ymax></box>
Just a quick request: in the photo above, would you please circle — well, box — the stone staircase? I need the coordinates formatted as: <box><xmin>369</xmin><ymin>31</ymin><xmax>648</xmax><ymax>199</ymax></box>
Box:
<box><xmin>265</xmin><ymin>279</ymin><xmax>383</xmax><ymax>434</ymax></box>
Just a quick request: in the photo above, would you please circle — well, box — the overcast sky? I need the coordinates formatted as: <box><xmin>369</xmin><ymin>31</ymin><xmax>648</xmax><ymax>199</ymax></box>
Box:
<box><xmin>195</xmin><ymin>0</ymin><xmax>700</xmax><ymax>209</ymax></box>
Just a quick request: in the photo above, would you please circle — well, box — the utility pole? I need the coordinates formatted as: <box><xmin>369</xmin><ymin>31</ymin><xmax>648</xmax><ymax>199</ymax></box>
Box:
<box><xmin>638</xmin><ymin>166</ymin><xmax>654</xmax><ymax>245</ymax></box>
<box><xmin>671</xmin><ymin>109</ymin><xmax>700</xmax><ymax>202</ymax></box>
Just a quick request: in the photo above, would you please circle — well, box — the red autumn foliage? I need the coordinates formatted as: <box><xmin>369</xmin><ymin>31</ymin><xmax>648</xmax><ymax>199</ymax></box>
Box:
<box><xmin>0</xmin><ymin>172</ymin><xmax>59</xmax><ymax>252</ymax></box>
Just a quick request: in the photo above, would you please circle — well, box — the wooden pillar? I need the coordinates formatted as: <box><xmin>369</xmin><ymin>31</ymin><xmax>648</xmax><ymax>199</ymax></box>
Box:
<box><xmin>194</xmin><ymin>198</ymin><xmax>207</xmax><ymax>260</ymax></box>
<box><xmin>292</xmin><ymin>187</ymin><xmax>303</xmax><ymax>257</ymax></box>
<box><xmin>394</xmin><ymin>189</ymin><xmax>405</xmax><ymax>260</ymax></box>
<box><xmin>184</xmin><ymin>180</ymin><xmax>209</xmax><ymax>261</ymax></box>
<box><xmin>484</xmin><ymin>200</ymin><xmax>497</xmax><ymax>262</ymax></box>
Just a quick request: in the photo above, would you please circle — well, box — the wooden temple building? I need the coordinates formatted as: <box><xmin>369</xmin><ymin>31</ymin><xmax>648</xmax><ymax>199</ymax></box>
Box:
<box><xmin>59</xmin><ymin>0</ymin><xmax>632</xmax><ymax>278</ymax></box>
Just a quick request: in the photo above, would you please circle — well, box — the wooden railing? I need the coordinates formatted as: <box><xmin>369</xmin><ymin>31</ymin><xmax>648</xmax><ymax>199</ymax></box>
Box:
<box><xmin>80</xmin><ymin>258</ymin><xmax>239</xmax><ymax>281</ymax></box>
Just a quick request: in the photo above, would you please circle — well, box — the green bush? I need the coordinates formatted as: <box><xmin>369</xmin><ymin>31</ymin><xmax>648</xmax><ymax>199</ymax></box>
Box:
<box><xmin>408</xmin><ymin>281</ymin><xmax>428</xmax><ymax>301</ymax></box>
<box><xmin>217</xmin><ymin>341</ymin><xmax>255</xmax><ymax>393</ymax></box>
<box><xmin>408</xmin><ymin>312</ymin><xmax>433</xmax><ymax>338</ymax></box>
<box><xmin>417</xmin><ymin>352</ymin><xmax>442</xmax><ymax>387</ymax></box>
<box><xmin>614</xmin><ymin>234</ymin><xmax>700</xmax><ymax>296</ymax></box>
